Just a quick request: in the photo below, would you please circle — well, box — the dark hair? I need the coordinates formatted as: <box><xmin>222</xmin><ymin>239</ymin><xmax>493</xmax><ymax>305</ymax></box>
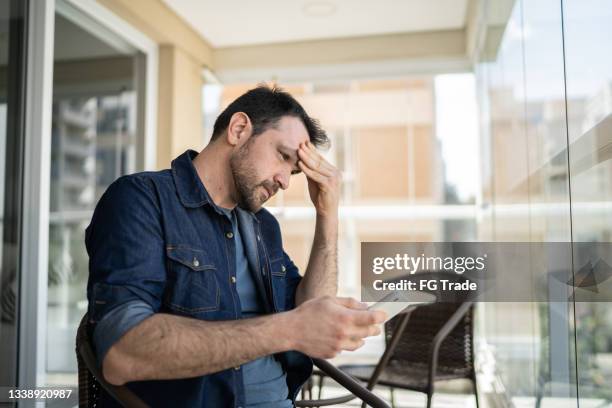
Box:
<box><xmin>211</xmin><ymin>84</ymin><xmax>329</xmax><ymax>148</ymax></box>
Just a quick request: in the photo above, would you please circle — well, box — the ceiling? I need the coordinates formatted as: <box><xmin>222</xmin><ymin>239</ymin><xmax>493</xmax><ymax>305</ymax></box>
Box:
<box><xmin>162</xmin><ymin>0</ymin><xmax>469</xmax><ymax>48</ymax></box>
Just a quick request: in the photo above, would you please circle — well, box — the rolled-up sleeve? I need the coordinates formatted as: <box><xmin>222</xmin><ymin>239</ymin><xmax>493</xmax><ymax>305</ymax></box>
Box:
<box><xmin>85</xmin><ymin>175</ymin><xmax>166</xmax><ymax>365</ymax></box>
<box><xmin>93</xmin><ymin>300</ymin><xmax>154</xmax><ymax>367</ymax></box>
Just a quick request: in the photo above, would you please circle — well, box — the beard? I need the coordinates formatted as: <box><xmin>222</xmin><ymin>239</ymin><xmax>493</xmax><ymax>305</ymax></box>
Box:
<box><xmin>229</xmin><ymin>140</ymin><xmax>277</xmax><ymax>212</ymax></box>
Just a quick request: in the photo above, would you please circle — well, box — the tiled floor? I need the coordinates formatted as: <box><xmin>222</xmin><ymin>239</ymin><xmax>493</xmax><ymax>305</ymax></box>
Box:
<box><xmin>299</xmin><ymin>383</ymin><xmax>478</xmax><ymax>408</ymax></box>
<box><xmin>298</xmin><ymin>384</ymin><xmax>612</xmax><ymax>408</ymax></box>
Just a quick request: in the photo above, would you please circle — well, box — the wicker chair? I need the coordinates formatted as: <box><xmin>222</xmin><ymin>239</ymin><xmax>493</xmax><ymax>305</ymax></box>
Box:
<box><xmin>75</xmin><ymin>314</ymin><xmax>149</xmax><ymax>407</ymax></box>
<box><xmin>76</xmin><ymin>314</ymin><xmax>390</xmax><ymax>408</ymax></box>
<box><xmin>314</xmin><ymin>274</ymin><xmax>478</xmax><ymax>408</ymax></box>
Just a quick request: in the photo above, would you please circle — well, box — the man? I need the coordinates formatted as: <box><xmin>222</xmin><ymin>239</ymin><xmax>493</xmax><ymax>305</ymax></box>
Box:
<box><xmin>86</xmin><ymin>85</ymin><xmax>385</xmax><ymax>407</ymax></box>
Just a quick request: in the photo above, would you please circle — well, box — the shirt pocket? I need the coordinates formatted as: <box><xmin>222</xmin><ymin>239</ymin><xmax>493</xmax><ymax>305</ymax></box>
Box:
<box><xmin>164</xmin><ymin>245</ymin><xmax>220</xmax><ymax>315</ymax></box>
<box><xmin>269</xmin><ymin>255</ymin><xmax>287</xmax><ymax>311</ymax></box>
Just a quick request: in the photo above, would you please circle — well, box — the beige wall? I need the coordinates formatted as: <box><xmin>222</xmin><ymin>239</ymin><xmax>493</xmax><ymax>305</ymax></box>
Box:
<box><xmin>157</xmin><ymin>46</ymin><xmax>206</xmax><ymax>168</ymax></box>
<box><xmin>213</xmin><ymin>29</ymin><xmax>466</xmax><ymax>71</ymax></box>
<box><xmin>354</xmin><ymin>126</ymin><xmax>411</xmax><ymax>199</ymax></box>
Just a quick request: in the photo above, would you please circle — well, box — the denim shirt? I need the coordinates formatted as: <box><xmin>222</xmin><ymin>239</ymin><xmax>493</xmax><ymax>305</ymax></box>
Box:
<box><xmin>85</xmin><ymin>149</ymin><xmax>313</xmax><ymax>407</ymax></box>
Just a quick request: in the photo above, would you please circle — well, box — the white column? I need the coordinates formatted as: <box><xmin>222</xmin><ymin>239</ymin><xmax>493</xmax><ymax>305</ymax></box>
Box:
<box><xmin>20</xmin><ymin>0</ymin><xmax>55</xmax><ymax>402</ymax></box>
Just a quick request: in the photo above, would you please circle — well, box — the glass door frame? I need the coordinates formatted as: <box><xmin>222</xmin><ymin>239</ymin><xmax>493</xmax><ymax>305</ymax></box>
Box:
<box><xmin>18</xmin><ymin>0</ymin><xmax>158</xmax><ymax>401</ymax></box>
<box><xmin>1</xmin><ymin>0</ymin><xmax>29</xmax><ymax>393</ymax></box>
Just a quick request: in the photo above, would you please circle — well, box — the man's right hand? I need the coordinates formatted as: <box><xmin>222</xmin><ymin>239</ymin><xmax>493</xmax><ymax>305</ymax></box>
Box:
<box><xmin>285</xmin><ymin>296</ymin><xmax>387</xmax><ymax>359</ymax></box>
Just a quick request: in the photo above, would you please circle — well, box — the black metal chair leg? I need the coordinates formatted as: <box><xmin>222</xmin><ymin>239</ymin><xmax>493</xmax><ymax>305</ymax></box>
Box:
<box><xmin>317</xmin><ymin>375</ymin><xmax>324</xmax><ymax>400</ymax></box>
<box><xmin>535</xmin><ymin>392</ymin><xmax>543</xmax><ymax>408</ymax></box>
<box><xmin>472</xmin><ymin>374</ymin><xmax>479</xmax><ymax>408</ymax></box>
<box><xmin>535</xmin><ymin>377</ymin><xmax>546</xmax><ymax>408</ymax></box>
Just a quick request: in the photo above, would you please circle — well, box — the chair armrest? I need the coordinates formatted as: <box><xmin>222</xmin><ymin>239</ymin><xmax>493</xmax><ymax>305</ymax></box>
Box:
<box><xmin>295</xmin><ymin>358</ymin><xmax>390</xmax><ymax>408</ymax></box>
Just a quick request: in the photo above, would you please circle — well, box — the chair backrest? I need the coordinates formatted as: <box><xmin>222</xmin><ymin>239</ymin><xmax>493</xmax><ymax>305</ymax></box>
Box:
<box><xmin>384</xmin><ymin>272</ymin><xmax>475</xmax><ymax>376</ymax></box>
<box><xmin>75</xmin><ymin>314</ymin><xmax>149</xmax><ymax>408</ymax></box>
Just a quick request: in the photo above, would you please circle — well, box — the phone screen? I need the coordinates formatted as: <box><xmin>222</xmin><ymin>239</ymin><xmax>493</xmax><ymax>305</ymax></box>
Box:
<box><xmin>367</xmin><ymin>292</ymin><xmax>436</xmax><ymax>322</ymax></box>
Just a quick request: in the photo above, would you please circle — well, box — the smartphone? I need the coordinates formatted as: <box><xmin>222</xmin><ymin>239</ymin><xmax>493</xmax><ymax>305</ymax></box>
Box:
<box><xmin>367</xmin><ymin>291</ymin><xmax>436</xmax><ymax>322</ymax></box>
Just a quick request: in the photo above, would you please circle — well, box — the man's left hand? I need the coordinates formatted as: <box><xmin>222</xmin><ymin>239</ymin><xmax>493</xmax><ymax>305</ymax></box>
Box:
<box><xmin>298</xmin><ymin>141</ymin><xmax>341</xmax><ymax>218</ymax></box>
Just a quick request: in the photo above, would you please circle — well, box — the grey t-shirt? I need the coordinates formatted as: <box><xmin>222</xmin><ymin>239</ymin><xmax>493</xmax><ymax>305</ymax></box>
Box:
<box><xmin>219</xmin><ymin>207</ymin><xmax>292</xmax><ymax>408</ymax></box>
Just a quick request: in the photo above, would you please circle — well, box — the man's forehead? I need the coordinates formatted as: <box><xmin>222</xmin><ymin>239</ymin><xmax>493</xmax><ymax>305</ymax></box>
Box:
<box><xmin>273</xmin><ymin>117</ymin><xmax>309</xmax><ymax>149</ymax></box>
<box><xmin>278</xmin><ymin>137</ymin><xmax>306</xmax><ymax>151</ymax></box>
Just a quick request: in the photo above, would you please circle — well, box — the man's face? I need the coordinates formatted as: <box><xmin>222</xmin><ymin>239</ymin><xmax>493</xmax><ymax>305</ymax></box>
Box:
<box><xmin>229</xmin><ymin>116</ymin><xmax>309</xmax><ymax>212</ymax></box>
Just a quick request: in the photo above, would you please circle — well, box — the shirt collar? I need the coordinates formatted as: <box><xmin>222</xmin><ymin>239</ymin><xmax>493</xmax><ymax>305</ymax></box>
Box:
<box><xmin>171</xmin><ymin>149</ymin><xmax>213</xmax><ymax>208</ymax></box>
<box><xmin>170</xmin><ymin>149</ymin><xmax>260</xmax><ymax>223</ymax></box>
